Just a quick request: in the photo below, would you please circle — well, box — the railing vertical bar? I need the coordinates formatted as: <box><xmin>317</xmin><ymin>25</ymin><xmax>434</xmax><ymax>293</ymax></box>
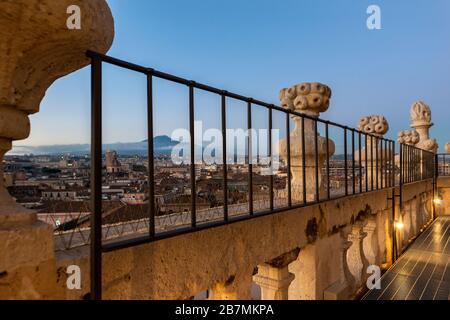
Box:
<box><xmin>189</xmin><ymin>84</ymin><xmax>196</xmax><ymax>228</ymax></box>
<box><xmin>365</xmin><ymin>134</ymin><xmax>368</xmax><ymax>192</ymax></box>
<box><xmin>269</xmin><ymin>107</ymin><xmax>274</xmax><ymax>211</ymax></box>
<box><xmin>314</xmin><ymin>119</ymin><xmax>319</xmax><ymax>202</ymax></box>
<box><xmin>392</xmin><ymin>141</ymin><xmax>395</xmax><ymax>188</ymax></box>
<box><xmin>375</xmin><ymin>137</ymin><xmax>379</xmax><ymax>190</ymax></box>
<box><xmin>221</xmin><ymin>94</ymin><xmax>228</xmax><ymax>221</ymax></box>
<box><xmin>370</xmin><ymin>135</ymin><xmax>374</xmax><ymax>191</ymax></box>
<box><xmin>286</xmin><ymin>113</ymin><xmax>292</xmax><ymax>207</ymax></box>
<box><xmin>302</xmin><ymin>116</ymin><xmax>306</xmax><ymax>204</ymax></box>
<box><xmin>90</xmin><ymin>56</ymin><xmax>102</xmax><ymax>300</ymax></box>
<box><xmin>384</xmin><ymin>139</ymin><xmax>387</xmax><ymax>188</ymax></box>
<box><xmin>247</xmin><ymin>101</ymin><xmax>253</xmax><ymax>215</ymax></box>
<box><xmin>344</xmin><ymin>128</ymin><xmax>348</xmax><ymax>196</ymax></box>
<box><xmin>380</xmin><ymin>138</ymin><xmax>383</xmax><ymax>188</ymax></box>
<box><xmin>146</xmin><ymin>73</ymin><xmax>155</xmax><ymax>237</ymax></box>
<box><xmin>400</xmin><ymin>144</ymin><xmax>403</xmax><ymax>186</ymax></box>
<box><xmin>359</xmin><ymin>132</ymin><xmax>362</xmax><ymax>193</ymax></box>
<box><xmin>325</xmin><ymin>123</ymin><xmax>330</xmax><ymax>200</ymax></box>
<box><xmin>352</xmin><ymin>129</ymin><xmax>355</xmax><ymax>194</ymax></box>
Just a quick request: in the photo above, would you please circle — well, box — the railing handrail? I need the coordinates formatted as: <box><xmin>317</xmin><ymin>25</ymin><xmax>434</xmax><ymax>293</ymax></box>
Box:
<box><xmin>86</xmin><ymin>50</ymin><xmax>395</xmax><ymax>142</ymax></box>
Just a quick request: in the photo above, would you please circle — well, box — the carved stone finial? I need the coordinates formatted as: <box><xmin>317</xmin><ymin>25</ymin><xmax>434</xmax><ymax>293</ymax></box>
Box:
<box><xmin>410</xmin><ymin>101</ymin><xmax>432</xmax><ymax>128</ymax></box>
<box><xmin>409</xmin><ymin>101</ymin><xmax>438</xmax><ymax>153</ymax></box>
<box><xmin>445</xmin><ymin>143</ymin><xmax>450</xmax><ymax>153</ymax></box>
<box><xmin>358</xmin><ymin>115</ymin><xmax>389</xmax><ymax>137</ymax></box>
<box><xmin>279</xmin><ymin>82</ymin><xmax>331</xmax><ymax>117</ymax></box>
<box><xmin>0</xmin><ymin>0</ymin><xmax>114</xmax><ymax>219</ymax></box>
<box><xmin>397</xmin><ymin>130</ymin><xmax>419</xmax><ymax>145</ymax></box>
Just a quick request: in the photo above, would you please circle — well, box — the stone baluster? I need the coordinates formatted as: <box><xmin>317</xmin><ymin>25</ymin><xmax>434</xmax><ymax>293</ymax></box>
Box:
<box><xmin>324</xmin><ymin>229</ymin><xmax>355</xmax><ymax>300</ymax></box>
<box><xmin>362</xmin><ymin>216</ymin><xmax>380</xmax><ymax>266</ymax></box>
<box><xmin>356</xmin><ymin>115</ymin><xmax>389</xmax><ymax>189</ymax></box>
<box><xmin>0</xmin><ymin>0</ymin><xmax>114</xmax><ymax>299</ymax></box>
<box><xmin>347</xmin><ymin>222</ymin><xmax>369</xmax><ymax>290</ymax></box>
<box><xmin>279</xmin><ymin>83</ymin><xmax>335</xmax><ymax>202</ymax></box>
<box><xmin>253</xmin><ymin>249</ymin><xmax>299</xmax><ymax>300</ymax></box>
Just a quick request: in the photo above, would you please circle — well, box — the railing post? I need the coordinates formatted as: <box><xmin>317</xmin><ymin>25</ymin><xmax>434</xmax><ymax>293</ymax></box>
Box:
<box><xmin>147</xmin><ymin>71</ymin><xmax>155</xmax><ymax>237</ymax></box>
<box><xmin>90</xmin><ymin>56</ymin><xmax>103</xmax><ymax>300</ymax></box>
<box><xmin>189</xmin><ymin>83</ymin><xmax>196</xmax><ymax>228</ymax></box>
<box><xmin>221</xmin><ymin>93</ymin><xmax>228</xmax><ymax>221</ymax></box>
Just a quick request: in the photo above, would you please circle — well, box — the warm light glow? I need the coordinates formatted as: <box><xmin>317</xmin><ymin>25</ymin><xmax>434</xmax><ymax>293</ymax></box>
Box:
<box><xmin>433</xmin><ymin>198</ymin><xmax>442</xmax><ymax>205</ymax></box>
<box><xmin>394</xmin><ymin>221</ymin><xmax>404</xmax><ymax>230</ymax></box>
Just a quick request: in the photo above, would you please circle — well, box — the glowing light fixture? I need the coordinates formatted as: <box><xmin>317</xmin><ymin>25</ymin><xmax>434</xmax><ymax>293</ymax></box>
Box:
<box><xmin>394</xmin><ymin>221</ymin><xmax>404</xmax><ymax>230</ymax></box>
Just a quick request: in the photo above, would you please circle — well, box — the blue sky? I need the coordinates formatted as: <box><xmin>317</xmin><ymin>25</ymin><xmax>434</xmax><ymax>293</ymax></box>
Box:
<box><xmin>19</xmin><ymin>0</ymin><xmax>450</xmax><ymax>152</ymax></box>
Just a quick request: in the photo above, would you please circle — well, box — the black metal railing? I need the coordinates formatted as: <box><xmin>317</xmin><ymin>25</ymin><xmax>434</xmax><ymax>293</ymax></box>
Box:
<box><xmin>437</xmin><ymin>154</ymin><xmax>450</xmax><ymax>176</ymax></box>
<box><xmin>399</xmin><ymin>144</ymin><xmax>435</xmax><ymax>184</ymax></box>
<box><xmin>86</xmin><ymin>51</ymin><xmax>435</xmax><ymax>299</ymax></box>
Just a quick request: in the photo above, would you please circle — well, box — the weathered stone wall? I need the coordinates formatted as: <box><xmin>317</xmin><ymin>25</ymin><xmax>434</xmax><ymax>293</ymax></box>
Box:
<box><xmin>54</xmin><ymin>180</ymin><xmax>434</xmax><ymax>300</ymax></box>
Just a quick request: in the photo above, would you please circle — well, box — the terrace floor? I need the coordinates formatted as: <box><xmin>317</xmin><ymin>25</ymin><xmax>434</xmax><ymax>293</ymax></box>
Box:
<box><xmin>364</xmin><ymin>215</ymin><xmax>450</xmax><ymax>300</ymax></box>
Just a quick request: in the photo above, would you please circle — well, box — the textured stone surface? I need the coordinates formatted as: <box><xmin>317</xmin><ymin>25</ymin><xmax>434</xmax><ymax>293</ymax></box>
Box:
<box><xmin>397</xmin><ymin>130</ymin><xmax>419</xmax><ymax>146</ymax></box>
<box><xmin>279</xmin><ymin>82</ymin><xmax>331</xmax><ymax>117</ymax></box>
<box><xmin>0</xmin><ymin>221</ymin><xmax>63</xmax><ymax>299</ymax></box>
<box><xmin>0</xmin><ymin>0</ymin><xmax>114</xmax><ymax>217</ymax></box>
<box><xmin>358</xmin><ymin>115</ymin><xmax>389</xmax><ymax>137</ymax></box>
<box><xmin>0</xmin><ymin>0</ymin><xmax>114</xmax><ymax>113</ymax></box>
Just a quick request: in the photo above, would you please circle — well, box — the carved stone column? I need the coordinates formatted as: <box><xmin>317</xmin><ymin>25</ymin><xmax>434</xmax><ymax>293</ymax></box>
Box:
<box><xmin>355</xmin><ymin>116</ymin><xmax>389</xmax><ymax>189</ymax></box>
<box><xmin>279</xmin><ymin>83</ymin><xmax>335</xmax><ymax>202</ymax></box>
<box><xmin>362</xmin><ymin>216</ymin><xmax>380</xmax><ymax>266</ymax></box>
<box><xmin>347</xmin><ymin>223</ymin><xmax>369</xmax><ymax>290</ymax></box>
<box><xmin>253</xmin><ymin>249</ymin><xmax>299</xmax><ymax>300</ymax></box>
<box><xmin>324</xmin><ymin>229</ymin><xmax>355</xmax><ymax>300</ymax></box>
<box><xmin>0</xmin><ymin>0</ymin><xmax>114</xmax><ymax>299</ymax></box>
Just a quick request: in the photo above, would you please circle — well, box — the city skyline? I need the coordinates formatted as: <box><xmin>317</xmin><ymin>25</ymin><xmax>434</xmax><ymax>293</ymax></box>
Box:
<box><xmin>18</xmin><ymin>0</ymin><xmax>450</xmax><ymax>152</ymax></box>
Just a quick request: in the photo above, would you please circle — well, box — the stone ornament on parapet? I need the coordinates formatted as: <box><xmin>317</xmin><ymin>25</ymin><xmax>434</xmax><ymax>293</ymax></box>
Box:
<box><xmin>279</xmin><ymin>82</ymin><xmax>331</xmax><ymax>118</ymax></box>
<box><xmin>445</xmin><ymin>143</ymin><xmax>450</xmax><ymax>153</ymax></box>
<box><xmin>358</xmin><ymin>115</ymin><xmax>389</xmax><ymax>137</ymax></box>
<box><xmin>278</xmin><ymin>82</ymin><xmax>335</xmax><ymax>202</ymax></box>
<box><xmin>0</xmin><ymin>0</ymin><xmax>114</xmax><ymax>221</ymax></box>
<box><xmin>397</xmin><ymin>130</ymin><xmax>419</xmax><ymax>146</ymax></box>
<box><xmin>410</xmin><ymin>101</ymin><xmax>438</xmax><ymax>153</ymax></box>
<box><xmin>355</xmin><ymin>115</ymin><xmax>390</xmax><ymax>189</ymax></box>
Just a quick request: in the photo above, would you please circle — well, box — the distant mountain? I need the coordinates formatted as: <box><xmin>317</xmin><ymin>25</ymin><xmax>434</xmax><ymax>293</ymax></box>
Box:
<box><xmin>11</xmin><ymin>135</ymin><xmax>180</xmax><ymax>156</ymax></box>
